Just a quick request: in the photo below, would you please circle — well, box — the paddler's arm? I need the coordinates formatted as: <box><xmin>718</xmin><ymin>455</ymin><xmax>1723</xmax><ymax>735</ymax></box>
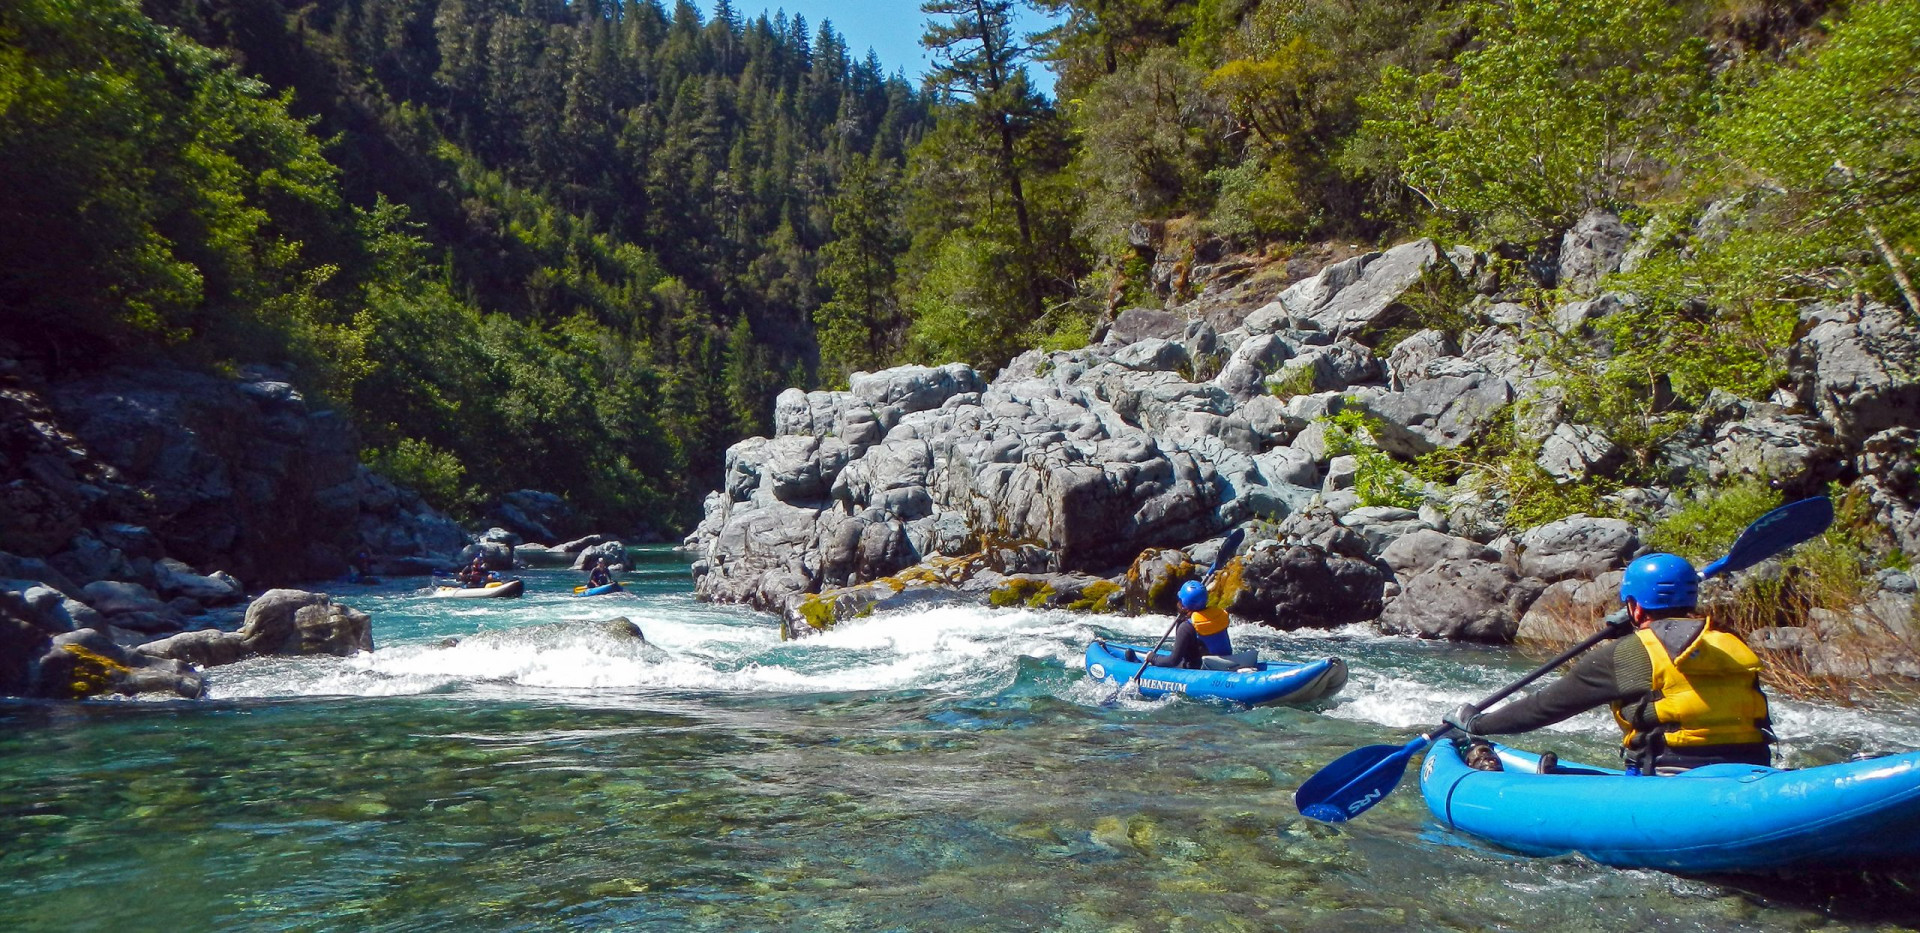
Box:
<box><xmin>1468</xmin><ymin>638</ymin><xmax>1652</xmax><ymax>735</ymax></box>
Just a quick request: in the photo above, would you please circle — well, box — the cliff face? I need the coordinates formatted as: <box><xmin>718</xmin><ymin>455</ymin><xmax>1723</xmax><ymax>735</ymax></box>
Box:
<box><xmin>685</xmin><ymin>220</ymin><xmax>1920</xmax><ymax>673</ymax></box>
<box><xmin>37</xmin><ymin>367</ymin><xmax>364</xmax><ymax>584</ymax></box>
<box><xmin>0</xmin><ymin>350</ymin><xmax>467</xmax><ymax>643</ymax></box>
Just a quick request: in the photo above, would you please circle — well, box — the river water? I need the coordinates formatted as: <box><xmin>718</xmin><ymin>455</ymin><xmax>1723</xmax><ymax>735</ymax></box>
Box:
<box><xmin>5</xmin><ymin>546</ymin><xmax>1919</xmax><ymax>931</ymax></box>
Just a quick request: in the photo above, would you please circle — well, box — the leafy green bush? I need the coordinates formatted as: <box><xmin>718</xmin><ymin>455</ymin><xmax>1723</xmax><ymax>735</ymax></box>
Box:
<box><xmin>1362</xmin><ymin>0</ymin><xmax>1707</xmax><ymax>240</ymax></box>
<box><xmin>1646</xmin><ymin>477</ymin><xmax>1783</xmax><ymax>564</ymax></box>
<box><xmin>1678</xmin><ymin>0</ymin><xmax>1920</xmax><ymax>318</ymax></box>
<box><xmin>1419</xmin><ymin>404</ymin><xmax>1615</xmax><ymax>530</ymax></box>
<box><xmin>365</xmin><ymin>438</ymin><xmax>474</xmax><ymax>516</ymax></box>
<box><xmin>1266</xmin><ymin>362</ymin><xmax>1319</xmax><ymax>401</ymax></box>
<box><xmin>1322</xmin><ymin>409</ymin><xmax>1425</xmax><ymax>509</ymax></box>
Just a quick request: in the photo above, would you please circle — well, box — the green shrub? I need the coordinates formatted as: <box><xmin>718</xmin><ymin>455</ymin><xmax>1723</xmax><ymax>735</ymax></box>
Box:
<box><xmin>1645</xmin><ymin>476</ymin><xmax>1783</xmax><ymax>564</ymax></box>
<box><xmin>365</xmin><ymin>438</ymin><xmax>474</xmax><ymax>516</ymax></box>
<box><xmin>1266</xmin><ymin>362</ymin><xmax>1319</xmax><ymax>401</ymax></box>
<box><xmin>1322</xmin><ymin>409</ymin><xmax>1425</xmax><ymax>510</ymax></box>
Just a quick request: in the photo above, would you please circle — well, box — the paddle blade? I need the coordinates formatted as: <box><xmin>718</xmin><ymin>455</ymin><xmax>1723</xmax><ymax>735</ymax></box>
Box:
<box><xmin>1207</xmin><ymin>527</ymin><xmax>1247</xmax><ymax>577</ymax></box>
<box><xmin>1700</xmin><ymin>496</ymin><xmax>1834</xmax><ymax>579</ymax></box>
<box><xmin>1294</xmin><ymin>737</ymin><xmax>1430</xmax><ymax>823</ymax></box>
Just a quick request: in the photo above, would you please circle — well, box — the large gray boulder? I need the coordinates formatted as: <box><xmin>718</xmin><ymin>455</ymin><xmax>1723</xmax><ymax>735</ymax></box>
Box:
<box><xmin>1213</xmin><ymin>334</ymin><xmax>1294</xmax><ymax>401</ymax></box>
<box><xmin>1379</xmin><ymin>558</ymin><xmax>1546</xmax><ymax>642</ymax></box>
<box><xmin>693</xmin><ymin>500</ymin><xmax>828</xmax><ymax>610</ymax></box>
<box><xmin>1224</xmin><ymin>543</ymin><xmax>1385</xmax><ymax>629</ymax></box>
<box><xmin>1707</xmin><ymin>414</ymin><xmax>1841</xmax><ymax>488</ymax></box>
<box><xmin>36</xmin><ymin>627</ymin><xmax>203</xmax><ymax>699</ymax></box>
<box><xmin>1550</xmin><ymin>293</ymin><xmax>1629</xmax><ymax>337</ymax></box>
<box><xmin>235</xmin><ymin>589</ymin><xmax>372</xmax><ymax>658</ymax></box>
<box><xmin>1350</xmin><ymin>362</ymin><xmax>1513</xmax><ymax>456</ymax></box>
<box><xmin>1856</xmin><ymin>428</ymin><xmax>1920</xmax><ymax>557</ymax></box>
<box><xmin>136</xmin><ymin>628</ymin><xmax>253</xmax><ymax>668</ymax></box>
<box><xmin>1792</xmin><ymin>303</ymin><xmax>1920</xmax><ymax>446</ymax></box>
<box><xmin>1278</xmin><ymin>340</ymin><xmax>1382</xmax><ymax>394</ymax></box>
<box><xmin>1286</xmin><ymin>239</ymin><xmax>1461</xmax><ymax>341</ymax></box>
<box><xmin>1386</xmin><ymin>330</ymin><xmax>1460</xmax><ymax>391</ymax></box>
<box><xmin>46</xmin><ymin>368</ymin><xmax>364</xmax><ymax>584</ymax></box>
<box><xmin>850</xmin><ymin>363</ymin><xmax>986</xmax><ymax>415</ymax></box>
<box><xmin>1558</xmin><ymin>209</ymin><xmax>1633</xmax><ymax>295</ymax></box>
<box><xmin>1104</xmin><ymin>308</ymin><xmax>1187</xmax><ymax>346</ymax></box>
<box><xmin>1537</xmin><ymin>423</ymin><xmax>1626</xmax><ymax>482</ymax></box>
<box><xmin>0</xmin><ymin>552</ymin><xmax>80</xmax><ymax>598</ymax></box>
<box><xmin>1514</xmin><ymin>516</ymin><xmax>1641</xmax><ymax>583</ymax></box>
<box><xmin>1515</xmin><ymin>571</ymin><xmax>1626</xmax><ymax>644</ymax></box>
<box><xmin>1338</xmin><ymin>506</ymin><xmax>1434</xmax><ymax>557</ymax></box>
<box><xmin>151</xmin><ymin>558</ymin><xmax>243</xmax><ymax>605</ymax></box>
<box><xmin>1113</xmin><ymin>338</ymin><xmax>1190</xmax><ymax>372</ymax></box>
<box><xmin>80</xmin><ymin>580</ymin><xmax>168</xmax><ymax>617</ymax></box>
<box><xmin>457</xmin><ymin>540</ymin><xmax>516</xmax><ymax>571</ymax></box>
<box><xmin>570</xmin><ymin>540</ymin><xmax>627</xmax><ymax>572</ymax></box>
<box><xmin>1380</xmin><ymin>530</ymin><xmax>1500</xmax><ymax>579</ymax></box>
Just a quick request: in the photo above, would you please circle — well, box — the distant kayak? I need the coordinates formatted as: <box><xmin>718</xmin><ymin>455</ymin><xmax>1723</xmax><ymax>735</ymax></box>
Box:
<box><xmin>1420</xmin><ymin>739</ymin><xmax>1920</xmax><ymax>874</ymax></box>
<box><xmin>431</xmin><ymin>578</ymin><xmax>524</xmax><ymax>599</ymax></box>
<box><xmin>1084</xmin><ymin>640</ymin><xmax>1347</xmax><ymax>706</ymax></box>
<box><xmin>575</xmin><ymin>582</ymin><xmax>624</xmax><ymax>597</ymax></box>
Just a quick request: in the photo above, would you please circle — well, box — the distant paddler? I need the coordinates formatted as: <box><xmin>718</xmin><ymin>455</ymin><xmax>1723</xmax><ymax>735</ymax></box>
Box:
<box><xmin>573</xmin><ymin>558</ymin><xmax>621</xmax><ymax>596</ymax></box>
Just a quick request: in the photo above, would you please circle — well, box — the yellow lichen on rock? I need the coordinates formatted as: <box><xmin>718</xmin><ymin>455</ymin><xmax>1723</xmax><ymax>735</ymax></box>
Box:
<box><xmin>1208</xmin><ymin>558</ymin><xmax>1246</xmax><ymax>609</ymax></box>
<box><xmin>61</xmin><ymin>643</ymin><xmax>131</xmax><ymax>699</ymax></box>
<box><xmin>791</xmin><ymin>594</ymin><xmax>837</xmax><ymax>633</ymax></box>
<box><xmin>988</xmin><ymin>577</ymin><xmax>1055</xmax><ymax>608</ymax></box>
<box><xmin>1068</xmin><ymin>580</ymin><xmax>1124</xmax><ymax>613</ymax></box>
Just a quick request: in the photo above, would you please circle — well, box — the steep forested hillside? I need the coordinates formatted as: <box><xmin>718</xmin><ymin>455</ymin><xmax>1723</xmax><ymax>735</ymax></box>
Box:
<box><xmin>3</xmin><ymin>0</ymin><xmax>1913</xmax><ymax>537</ymax></box>
<box><xmin>3</xmin><ymin>0</ymin><xmax>930</xmax><ymax>533</ymax></box>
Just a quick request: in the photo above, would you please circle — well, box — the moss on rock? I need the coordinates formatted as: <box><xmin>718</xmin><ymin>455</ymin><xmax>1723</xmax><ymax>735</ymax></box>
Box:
<box><xmin>989</xmin><ymin>577</ymin><xmax>1057</xmax><ymax>609</ymax></box>
<box><xmin>1068</xmin><ymin>580</ymin><xmax>1124</xmax><ymax>613</ymax></box>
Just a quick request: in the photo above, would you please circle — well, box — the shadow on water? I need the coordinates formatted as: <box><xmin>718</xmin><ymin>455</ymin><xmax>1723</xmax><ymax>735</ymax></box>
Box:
<box><xmin>1710</xmin><ymin>870</ymin><xmax>1920</xmax><ymax>923</ymax></box>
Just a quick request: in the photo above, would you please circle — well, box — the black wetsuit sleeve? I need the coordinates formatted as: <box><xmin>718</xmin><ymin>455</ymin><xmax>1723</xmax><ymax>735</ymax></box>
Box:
<box><xmin>1148</xmin><ymin>619</ymin><xmax>1202</xmax><ymax>669</ymax></box>
<box><xmin>1470</xmin><ymin>638</ymin><xmax>1648</xmax><ymax>735</ymax></box>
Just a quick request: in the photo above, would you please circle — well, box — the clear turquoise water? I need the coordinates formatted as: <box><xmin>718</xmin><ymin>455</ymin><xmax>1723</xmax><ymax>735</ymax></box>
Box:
<box><xmin>4</xmin><ymin>546</ymin><xmax>1919</xmax><ymax>930</ymax></box>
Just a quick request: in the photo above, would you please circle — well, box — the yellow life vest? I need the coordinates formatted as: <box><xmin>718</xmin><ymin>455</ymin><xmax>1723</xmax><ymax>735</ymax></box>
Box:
<box><xmin>1612</xmin><ymin>622</ymin><xmax>1770</xmax><ymax>749</ymax></box>
<box><xmin>1190</xmin><ymin>607</ymin><xmax>1230</xmax><ymax>637</ymax></box>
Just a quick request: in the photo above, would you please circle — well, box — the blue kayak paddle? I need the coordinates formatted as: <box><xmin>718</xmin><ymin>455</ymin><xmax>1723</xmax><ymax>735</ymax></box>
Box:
<box><xmin>1103</xmin><ymin>527</ymin><xmax>1246</xmax><ymax>705</ymax></box>
<box><xmin>1294</xmin><ymin>495</ymin><xmax>1834</xmax><ymax>823</ymax></box>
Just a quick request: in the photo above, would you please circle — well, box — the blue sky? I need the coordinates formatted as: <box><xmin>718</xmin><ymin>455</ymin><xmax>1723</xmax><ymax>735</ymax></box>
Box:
<box><xmin>694</xmin><ymin>1</ymin><xmax>1061</xmax><ymax>92</ymax></box>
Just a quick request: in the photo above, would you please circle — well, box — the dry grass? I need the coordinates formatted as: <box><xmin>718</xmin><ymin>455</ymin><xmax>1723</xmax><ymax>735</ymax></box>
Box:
<box><xmin>1516</xmin><ymin>558</ymin><xmax>1919</xmax><ymax>705</ymax></box>
<box><xmin>1515</xmin><ymin>483</ymin><xmax>1920</xmax><ymax>704</ymax></box>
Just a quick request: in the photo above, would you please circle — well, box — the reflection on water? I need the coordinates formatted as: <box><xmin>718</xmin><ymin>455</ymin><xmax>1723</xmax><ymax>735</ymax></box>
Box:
<box><xmin>3</xmin><ymin>547</ymin><xmax>1918</xmax><ymax>930</ymax></box>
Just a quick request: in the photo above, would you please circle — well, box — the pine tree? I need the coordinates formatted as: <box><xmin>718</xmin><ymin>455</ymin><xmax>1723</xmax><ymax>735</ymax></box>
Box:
<box><xmin>815</xmin><ymin>154</ymin><xmax>905</xmax><ymax>387</ymax></box>
<box><xmin>920</xmin><ymin>0</ymin><xmax>1043</xmax><ymax>320</ymax></box>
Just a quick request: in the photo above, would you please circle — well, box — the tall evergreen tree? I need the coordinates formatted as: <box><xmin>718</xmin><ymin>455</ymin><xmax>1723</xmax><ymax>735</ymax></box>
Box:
<box><xmin>920</xmin><ymin>0</ymin><xmax>1044</xmax><ymax>320</ymax></box>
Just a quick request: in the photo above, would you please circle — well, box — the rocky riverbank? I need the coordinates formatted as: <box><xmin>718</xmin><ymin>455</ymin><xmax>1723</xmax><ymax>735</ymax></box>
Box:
<box><xmin>685</xmin><ymin>216</ymin><xmax>1920</xmax><ymax>680</ymax></box>
<box><xmin>0</xmin><ymin>344</ymin><xmax>648</xmax><ymax>699</ymax></box>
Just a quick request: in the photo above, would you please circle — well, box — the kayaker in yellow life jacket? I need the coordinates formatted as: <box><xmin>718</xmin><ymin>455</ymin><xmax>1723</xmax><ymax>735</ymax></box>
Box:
<box><xmin>1138</xmin><ymin>580</ymin><xmax>1234</xmax><ymax>669</ymax></box>
<box><xmin>1445</xmin><ymin>552</ymin><xmax>1774</xmax><ymax>774</ymax></box>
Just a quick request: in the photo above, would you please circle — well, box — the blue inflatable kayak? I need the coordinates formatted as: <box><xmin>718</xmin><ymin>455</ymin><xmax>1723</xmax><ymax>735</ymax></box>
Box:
<box><xmin>576</xmin><ymin>582</ymin><xmax>625</xmax><ymax>597</ymax></box>
<box><xmin>1084</xmin><ymin>641</ymin><xmax>1347</xmax><ymax>706</ymax></box>
<box><xmin>1420</xmin><ymin>739</ymin><xmax>1920</xmax><ymax>874</ymax></box>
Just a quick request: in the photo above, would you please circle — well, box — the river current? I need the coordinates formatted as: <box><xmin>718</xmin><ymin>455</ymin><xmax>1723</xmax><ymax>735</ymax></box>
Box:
<box><xmin>5</xmin><ymin>546</ymin><xmax>1919</xmax><ymax>931</ymax></box>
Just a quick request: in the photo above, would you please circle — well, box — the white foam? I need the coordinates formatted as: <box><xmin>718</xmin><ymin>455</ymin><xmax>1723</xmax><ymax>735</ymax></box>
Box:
<box><xmin>198</xmin><ymin>587</ymin><xmax>1920</xmax><ymax>755</ymax></box>
<box><xmin>205</xmin><ymin>602</ymin><xmax>1116</xmax><ymax>702</ymax></box>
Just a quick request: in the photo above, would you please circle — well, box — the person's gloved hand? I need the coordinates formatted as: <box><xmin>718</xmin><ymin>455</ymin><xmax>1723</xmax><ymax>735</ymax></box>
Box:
<box><xmin>1600</xmin><ymin>607</ymin><xmax>1633</xmax><ymax>637</ymax></box>
<box><xmin>1443</xmin><ymin>703</ymin><xmax>1481</xmax><ymax>735</ymax></box>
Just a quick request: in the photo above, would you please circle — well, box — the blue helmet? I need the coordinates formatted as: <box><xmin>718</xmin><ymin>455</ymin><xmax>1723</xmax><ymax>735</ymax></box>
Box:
<box><xmin>1178</xmin><ymin>580</ymin><xmax>1208</xmax><ymax>611</ymax></box>
<box><xmin>1619</xmin><ymin>553</ymin><xmax>1699</xmax><ymax>611</ymax></box>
